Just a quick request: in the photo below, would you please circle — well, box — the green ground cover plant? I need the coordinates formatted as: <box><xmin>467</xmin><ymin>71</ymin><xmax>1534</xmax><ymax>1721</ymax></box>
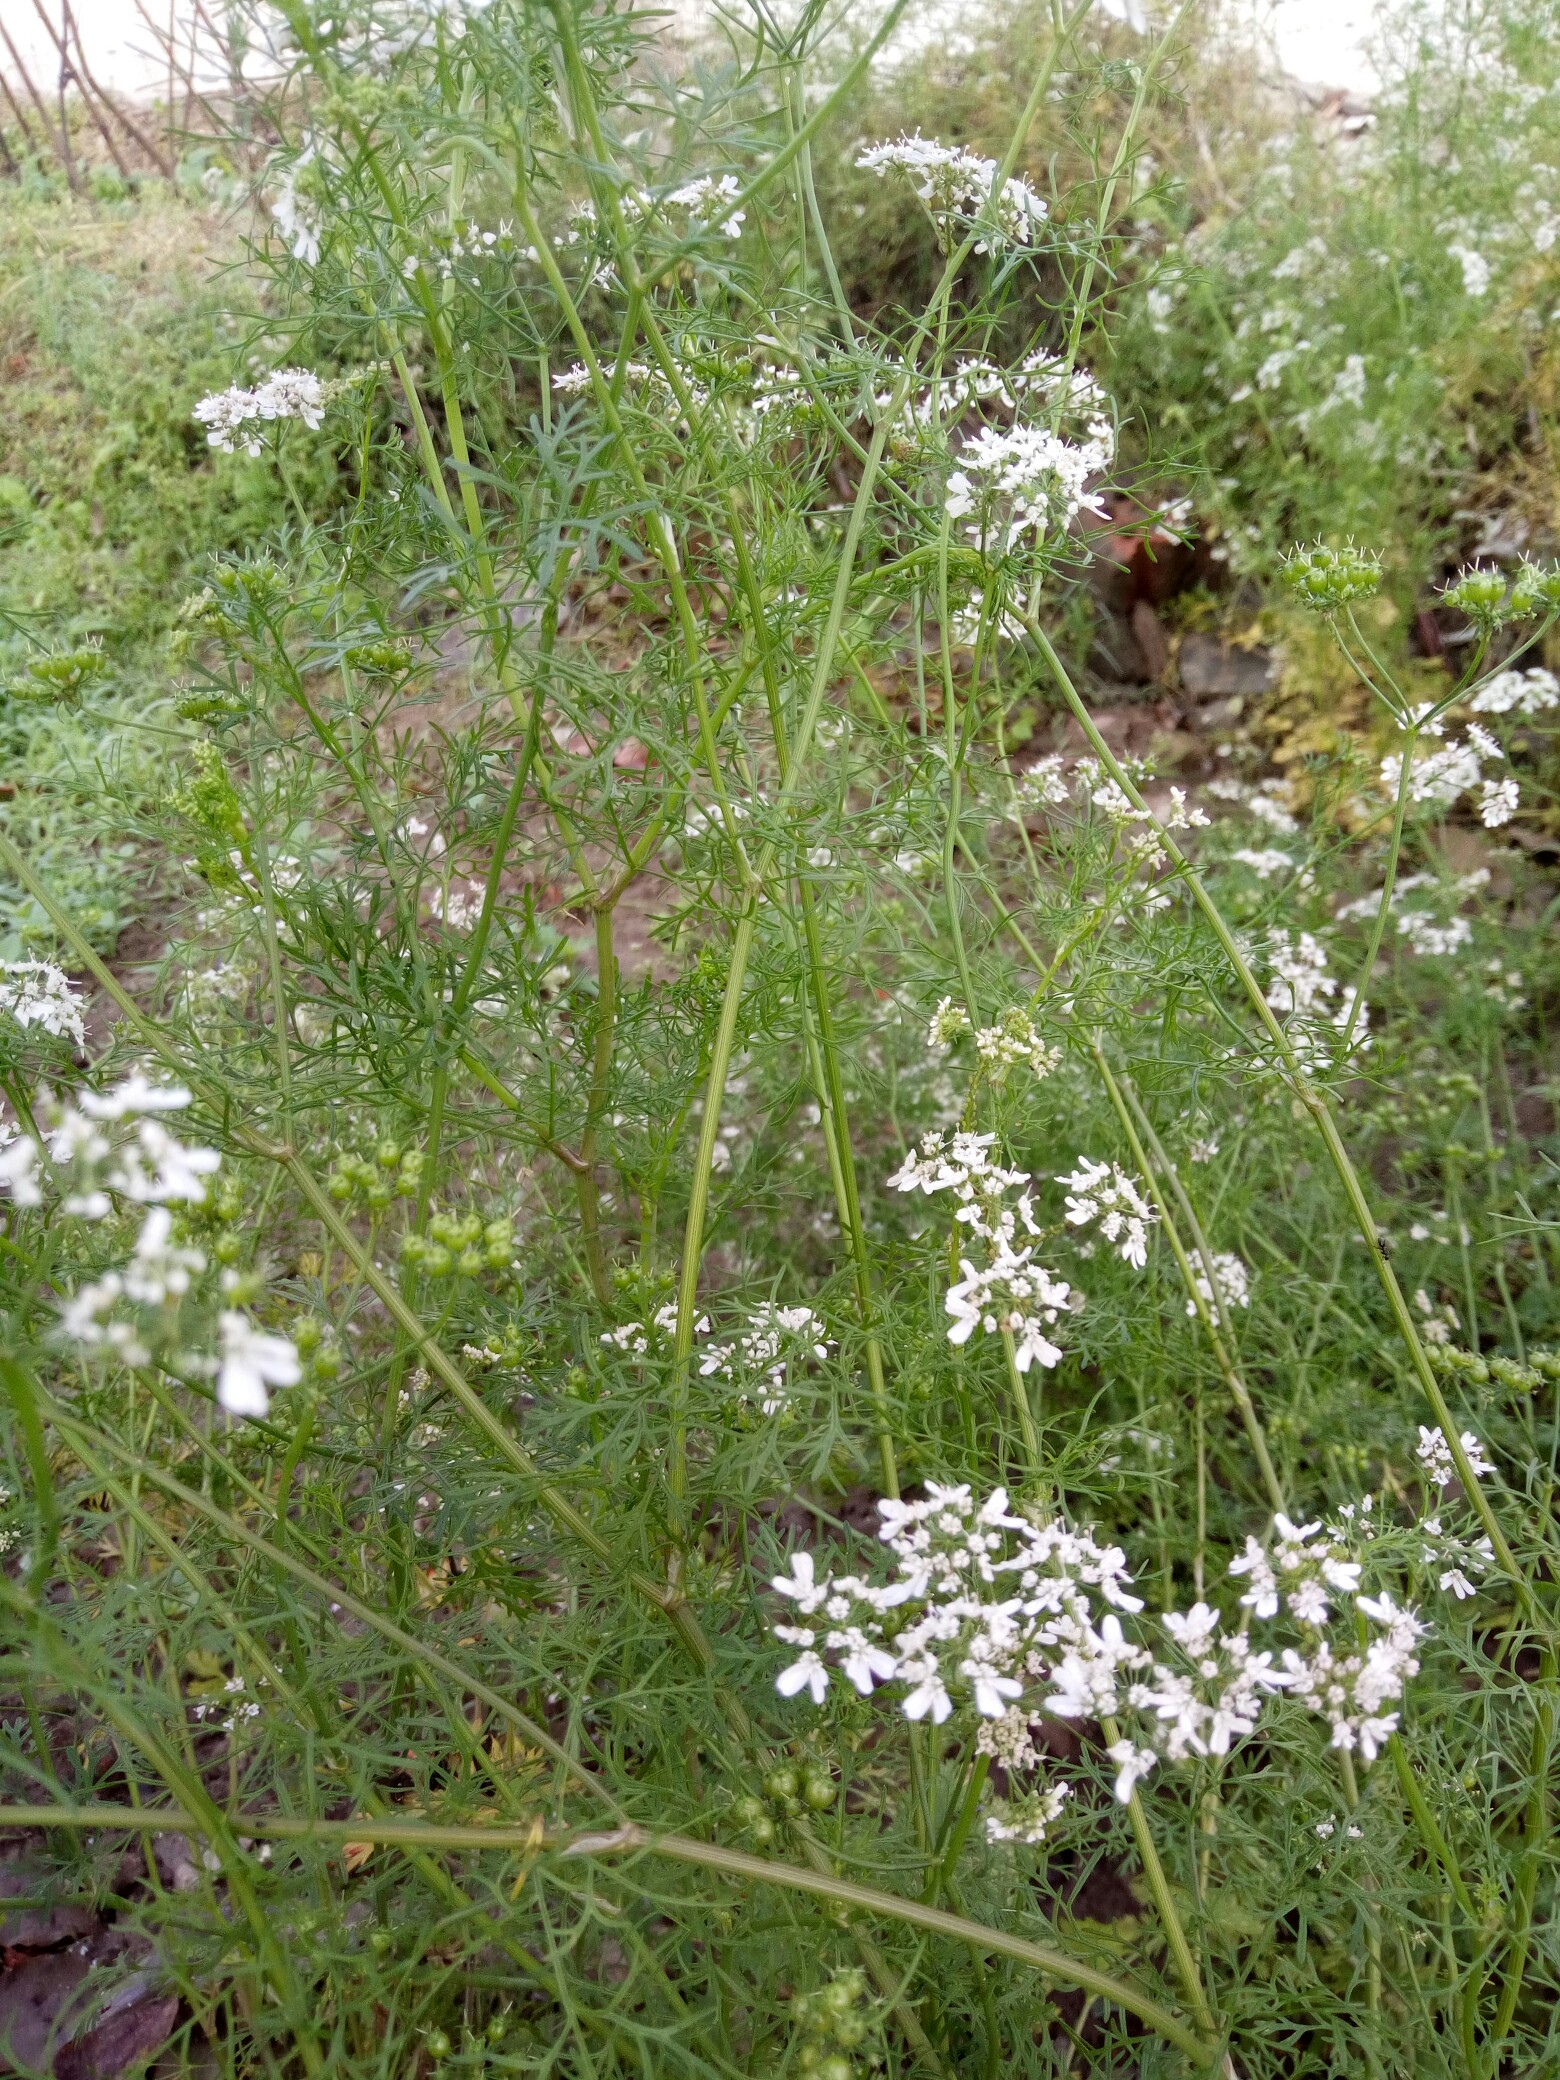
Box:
<box><xmin>0</xmin><ymin>2</ymin><xmax>1559</xmax><ymax>2077</ymax></box>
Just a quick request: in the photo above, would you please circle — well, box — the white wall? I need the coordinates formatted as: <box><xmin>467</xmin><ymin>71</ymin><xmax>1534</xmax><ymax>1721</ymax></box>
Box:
<box><xmin>0</xmin><ymin>0</ymin><xmax>1383</xmax><ymax>97</ymax></box>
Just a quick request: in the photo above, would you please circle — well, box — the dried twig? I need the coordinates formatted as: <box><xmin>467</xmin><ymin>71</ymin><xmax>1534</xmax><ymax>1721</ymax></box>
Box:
<box><xmin>0</xmin><ymin>65</ymin><xmax>42</xmax><ymax>164</ymax></box>
<box><xmin>31</xmin><ymin>0</ymin><xmax>132</xmax><ymax>181</ymax></box>
<box><xmin>62</xmin><ymin>0</ymin><xmax>176</xmax><ymax>178</ymax></box>
<box><xmin>0</xmin><ymin>15</ymin><xmax>77</xmax><ymax>189</ymax></box>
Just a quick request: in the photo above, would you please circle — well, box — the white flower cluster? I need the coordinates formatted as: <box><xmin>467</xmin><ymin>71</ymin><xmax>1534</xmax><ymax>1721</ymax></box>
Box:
<box><xmin>1187</xmin><ymin>1250</ymin><xmax>1250</xmax><ymax>1323</ymax></box>
<box><xmin>401</xmin><ymin>218</ymin><xmax>513</xmax><ymax>285</ymax></box>
<box><xmin>926</xmin><ymin>999</ymin><xmax>1059</xmax><ymax>1083</ymax></box>
<box><xmin>771</xmin><ymin>1484</ymin><xmax>1141</xmax><ymax>1727</ymax></box>
<box><xmin>1229</xmin><ymin>1510</ymin><xmax>1362</xmax><ymax>1626</ymax></box>
<box><xmin>1415</xmin><ymin>1424</ymin><xmax>1496</xmax><ymax>1489</ymax></box>
<box><xmin>271</xmin><ymin>144</ymin><xmax>324</xmax><ymax>265</ymax></box>
<box><xmin>1335</xmin><ymin>869</ymin><xmax>1487</xmax><ymax>962</ymax></box>
<box><xmin>0</xmin><ymin>960</ymin><xmax>85</xmax><ymax>1046</ymax></box>
<box><xmin>1448</xmin><ymin>241</ymin><xmax>1492</xmax><ymax>297</ymax></box>
<box><xmin>1380</xmin><ymin>725</ymin><xmax>1516</xmax><ymax>828</ymax></box>
<box><xmin>600</xmin><ymin>1301</ymin><xmax>705</xmax><ymax>1357</ymax></box>
<box><xmin>699</xmin><ymin>1303</ymin><xmax>829</xmax><ymax>1416</ymax></box>
<box><xmin>974</xmin><ymin>1010</ymin><xmax>1060</xmax><ymax>1084</ymax></box>
<box><xmin>887</xmin><ymin>1132</ymin><xmax>1072</xmax><ymax>1373</ymax></box>
<box><xmin>945</xmin><ymin>421</ymin><xmax>1113</xmax><ymax>546</ymax></box>
<box><xmin>1417</xmin><ymin>1507</ymin><xmax>1494</xmax><ymax>1601</ymax></box>
<box><xmin>193</xmin><ymin>369</ymin><xmax>328</xmax><ymax>456</ymax></box>
<box><xmin>666</xmin><ymin>173</ymin><xmax>746</xmax><ymax>239</ymax></box>
<box><xmin>1264</xmin><ymin>930</ymin><xmax>1366</xmax><ymax>1070</ymax></box>
<box><xmin>855</xmin><ymin>134</ymin><xmax>1048</xmax><ymax>253</ymax></box>
<box><xmin>552</xmin><ymin>357</ymin><xmax>712</xmax><ymax>422</ymax></box>
<box><xmin>1228</xmin><ymin>846</ymin><xmax>1296</xmax><ymax>881</ymax></box>
<box><xmin>1014</xmin><ymin>757</ymin><xmax>1204</xmax><ymax>858</ymax></box>
<box><xmin>1057</xmin><ymin>1157</ymin><xmax>1157</xmax><ymax>1270</ymax></box>
<box><xmin>0</xmin><ymin>1074</ymin><xmax>216</xmax><ymax>1219</ymax></box>
<box><xmin>1265</xmin><ymin>931</ymin><xmax>1335</xmax><ymax>1018</ymax></box>
<box><xmin>1280</xmin><ymin>1591</ymin><xmax>1427</xmax><ymax>1762</ymax></box>
<box><xmin>771</xmin><ymin>1483</ymin><xmax>1436</xmax><ymax>1799</ymax></box>
<box><xmin>1469</xmin><ymin>665</ymin><xmax>1560</xmax><ymax>715</ymax></box>
<box><xmin>0</xmin><ymin>1074</ymin><xmax>298</xmax><ymax>1418</ymax></box>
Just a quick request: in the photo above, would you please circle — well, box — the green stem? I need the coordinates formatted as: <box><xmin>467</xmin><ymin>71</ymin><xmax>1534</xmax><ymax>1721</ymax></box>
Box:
<box><xmin>1025</xmin><ymin>629</ymin><xmax>1541</xmax><ymax>1628</ymax></box>
<box><xmin>1341</xmin><ymin>719</ymin><xmax>1416</xmax><ymax>1052</ymax></box>
<box><xmin>1093</xmin><ymin>1045</ymin><xmax>1286</xmax><ymax>1516</ymax></box>
<box><xmin>5</xmin><ymin>1804</ymin><xmax>1222</xmax><ymax>2066</ymax></box>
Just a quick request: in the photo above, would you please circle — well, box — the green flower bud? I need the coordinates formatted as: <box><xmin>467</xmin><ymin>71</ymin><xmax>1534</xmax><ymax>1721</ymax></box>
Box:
<box><xmin>345</xmin><ymin>640</ymin><xmax>413</xmax><ymax>678</ymax></box>
<box><xmin>375</xmin><ymin>1139</ymin><xmax>402</xmax><ymax>1169</ymax></box>
<box><xmin>423</xmin><ymin>1244</ymin><xmax>452</xmax><ymax>1277</ymax></box>
<box><xmin>457</xmin><ymin>1245</ymin><xmax>485</xmax><ymax>1276</ymax></box>
<box><xmin>213</xmin><ymin>1229</ymin><xmax>243</xmax><ymax>1266</ymax></box>
<box><xmin>426</xmin><ymin>2030</ymin><xmax>452</xmax><ymax>2060</ymax></box>
<box><xmin>312</xmin><ymin>1343</ymin><xmax>343</xmax><ymax>1382</ymax></box>
<box><xmin>1443</xmin><ymin>565</ymin><xmax>1510</xmax><ymax>626</ymax></box>
<box><xmin>802</xmin><ymin>1771</ymin><xmax>835</xmax><ymax>1811</ymax></box>
<box><xmin>816</xmin><ymin>2057</ymin><xmax>852</xmax><ymax>2080</ymax></box>
<box><xmin>294</xmin><ymin>1317</ymin><xmax>323</xmax><ymax>1357</ymax></box>
<box><xmin>1280</xmin><ymin>539</ymin><xmax>1382</xmax><ymax>612</ymax></box>
<box><xmin>223</xmin><ymin>1271</ymin><xmax>263</xmax><ymax>1306</ymax></box>
<box><xmin>764</xmin><ymin>1766</ymin><xmax>799</xmax><ymax>1802</ymax></box>
<box><xmin>368</xmin><ymin>1926</ymin><xmax>394</xmax><ymax>1954</ymax></box>
<box><xmin>175</xmin><ymin>688</ymin><xmax>246</xmax><ymax>723</ymax></box>
<box><xmin>748</xmin><ymin>1813</ymin><xmax>776</xmax><ymax>1846</ymax></box>
<box><xmin>365</xmin><ymin>1179</ymin><xmax>393</xmax><ymax>1211</ymax></box>
<box><xmin>732</xmin><ymin>1795</ymin><xmax>766</xmax><ymax>1828</ymax></box>
<box><xmin>11</xmin><ymin>643</ymin><xmax>108</xmax><ymax>705</ymax></box>
<box><xmin>485</xmin><ymin>2016</ymin><xmax>508</xmax><ymax>2045</ymax></box>
<box><xmin>327</xmin><ymin>1170</ymin><xmax>355</xmax><ymax>1203</ymax></box>
<box><xmin>1506</xmin><ymin>560</ymin><xmax>1560</xmax><ymax>614</ymax></box>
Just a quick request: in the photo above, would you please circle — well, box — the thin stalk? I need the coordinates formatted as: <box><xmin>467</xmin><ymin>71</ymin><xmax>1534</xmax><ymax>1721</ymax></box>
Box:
<box><xmin>2</xmin><ymin>1596</ymin><xmax>322</xmax><ymax>2069</ymax></box>
<box><xmin>6</xmin><ymin>1804</ymin><xmax>1222</xmax><ymax>2065</ymax></box>
<box><xmin>1094</xmin><ymin>1046</ymin><xmax>1286</xmax><ymax>1516</ymax></box>
<box><xmin>1025</xmin><ymin>628</ymin><xmax>1542</xmax><ymax>1628</ymax></box>
<box><xmin>1000</xmin><ymin>1327</ymin><xmax>1043</xmax><ymax>1475</ymax></box>
<box><xmin>1340</xmin><ymin>721</ymin><xmax>1416</xmax><ymax>1052</ymax></box>
<box><xmin>1101</xmin><ymin>1712</ymin><xmax>1218</xmax><ymax>2040</ymax></box>
<box><xmin>37</xmin><ymin>1392</ymin><xmax>621</xmax><ymax>1815</ymax></box>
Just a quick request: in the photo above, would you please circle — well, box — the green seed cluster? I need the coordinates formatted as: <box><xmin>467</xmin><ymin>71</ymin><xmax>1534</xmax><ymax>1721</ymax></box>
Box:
<box><xmin>1426</xmin><ymin>1342</ymin><xmax>1560</xmax><ymax>1398</ymax></box>
<box><xmin>327</xmin><ymin>1142</ymin><xmax>425</xmax><ymax>1208</ymax></box>
<box><xmin>1280</xmin><ymin>540</ymin><xmax>1383</xmax><ymax>611</ymax></box>
<box><xmin>793</xmin><ymin>1967</ymin><xmax>872</xmax><ymax>2079</ymax></box>
<box><xmin>1442</xmin><ymin>560</ymin><xmax>1560</xmax><ymax>628</ymax></box>
<box><xmin>731</xmin><ymin>1760</ymin><xmax>837</xmax><ymax>1845</ymax></box>
<box><xmin>5</xmin><ymin>644</ymin><xmax>108</xmax><ymax>705</ymax></box>
<box><xmin>401</xmin><ymin>1210</ymin><xmax>516</xmax><ymax>1279</ymax></box>
<box><xmin>292</xmin><ymin>1316</ymin><xmax>343</xmax><ymax>1381</ymax></box>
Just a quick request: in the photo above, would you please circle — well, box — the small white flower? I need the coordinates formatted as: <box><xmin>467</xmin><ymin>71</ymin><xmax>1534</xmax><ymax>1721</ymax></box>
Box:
<box><xmin>1469</xmin><ymin>667</ymin><xmax>1559</xmax><ymax>715</ymax></box>
<box><xmin>0</xmin><ymin>1132</ymin><xmax>43</xmax><ymax>1208</ymax></box>
<box><xmin>775</xmin><ymin>1650</ymin><xmax>830</xmax><ymax>1703</ymax></box>
<box><xmin>1105</xmin><ymin>1738</ymin><xmax>1157</xmax><ymax>1803</ymax></box>
<box><xmin>1187</xmin><ymin>1251</ymin><xmax>1250</xmax><ymax>1323</ymax></box>
<box><xmin>216</xmin><ymin>1311</ymin><xmax>300</xmax><ymax>1420</ymax></box>
<box><xmin>0</xmin><ymin>961</ymin><xmax>85</xmax><ymax>1045</ymax></box>
<box><xmin>1448</xmin><ymin>242</ymin><xmax>1491</xmax><ymax>297</ymax></box>
<box><xmin>1416</xmin><ymin>1425</ymin><xmax>1494</xmax><ymax>1488</ymax></box>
